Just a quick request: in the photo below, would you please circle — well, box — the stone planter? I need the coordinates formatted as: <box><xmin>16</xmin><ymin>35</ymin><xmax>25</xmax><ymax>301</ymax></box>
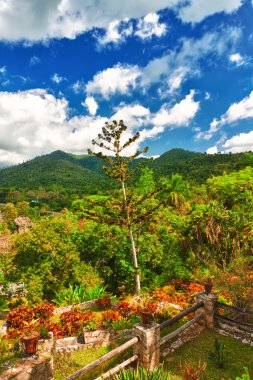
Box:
<box><xmin>22</xmin><ymin>332</ymin><xmax>40</xmax><ymax>354</ymax></box>
<box><xmin>203</xmin><ymin>281</ymin><xmax>213</xmax><ymax>295</ymax></box>
<box><xmin>140</xmin><ymin>311</ymin><xmax>153</xmax><ymax>325</ymax></box>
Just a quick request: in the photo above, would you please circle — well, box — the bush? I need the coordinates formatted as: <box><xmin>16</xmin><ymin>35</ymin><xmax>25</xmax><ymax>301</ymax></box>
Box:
<box><xmin>109</xmin><ymin>366</ymin><xmax>171</xmax><ymax>379</ymax></box>
<box><xmin>208</xmin><ymin>338</ymin><xmax>227</xmax><ymax>369</ymax></box>
<box><xmin>59</xmin><ymin>309</ymin><xmax>94</xmax><ymax>336</ymax></box>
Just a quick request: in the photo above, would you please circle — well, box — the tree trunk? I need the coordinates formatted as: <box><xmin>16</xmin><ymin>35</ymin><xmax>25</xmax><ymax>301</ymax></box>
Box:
<box><xmin>121</xmin><ymin>181</ymin><xmax>141</xmax><ymax>294</ymax></box>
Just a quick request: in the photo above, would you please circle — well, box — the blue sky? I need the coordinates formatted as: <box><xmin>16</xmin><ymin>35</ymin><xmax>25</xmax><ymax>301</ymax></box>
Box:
<box><xmin>0</xmin><ymin>0</ymin><xmax>253</xmax><ymax>166</ymax></box>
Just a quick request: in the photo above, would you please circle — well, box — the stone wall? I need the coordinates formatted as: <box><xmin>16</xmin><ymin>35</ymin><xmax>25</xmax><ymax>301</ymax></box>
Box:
<box><xmin>215</xmin><ymin>320</ymin><xmax>253</xmax><ymax>346</ymax></box>
<box><xmin>53</xmin><ymin>299</ymin><xmax>98</xmax><ymax>315</ymax></box>
<box><xmin>0</xmin><ymin>353</ymin><xmax>53</xmax><ymax>380</ymax></box>
<box><xmin>38</xmin><ymin>329</ymin><xmax>132</xmax><ymax>355</ymax></box>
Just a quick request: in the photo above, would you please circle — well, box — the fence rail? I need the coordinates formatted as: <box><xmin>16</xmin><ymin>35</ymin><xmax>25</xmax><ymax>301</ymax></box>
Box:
<box><xmin>94</xmin><ymin>355</ymin><xmax>138</xmax><ymax>380</ymax></box>
<box><xmin>63</xmin><ymin>301</ymin><xmax>205</xmax><ymax>380</ymax></box>
<box><xmin>216</xmin><ymin>302</ymin><xmax>253</xmax><ymax>318</ymax></box>
<box><xmin>215</xmin><ymin>314</ymin><xmax>253</xmax><ymax>331</ymax></box>
<box><xmin>159</xmin><ymin>301</ymin><xmax>204</xmax><ymax>330</ymax></box>
<box><xmin>63</xmin><ymin>336</ymin><xmax>139</xmax><ymax>380</ymax></box>
<box><xmin>159</xmin><ymin>313</ymin><xmax>203</xmax><ymax>346</ymax></box>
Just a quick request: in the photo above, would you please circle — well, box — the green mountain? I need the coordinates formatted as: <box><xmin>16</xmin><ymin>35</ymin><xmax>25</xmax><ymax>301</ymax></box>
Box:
<box><xmin>0</xmin><ymin>151</ymin><xmax>112</xmax><ymax>194</ymax></box>
<box><xmin>150</xmin><ymin>148</ymin><xmax>253</xmax><ymax>182</ymax></box>
<box><xmin>0</xmin><ymin>149</ymin><xmax>252</xmax><ymax>194</ymax></box>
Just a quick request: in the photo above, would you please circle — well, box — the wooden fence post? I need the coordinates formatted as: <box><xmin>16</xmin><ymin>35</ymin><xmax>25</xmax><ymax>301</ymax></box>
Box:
<box><xmin>132</xmin><ymin>323</ymin><xmax>160</xmax><ymax>370</ymax></box>
<box><xmin>196</xmin><ymin>292</ymin><xmax>218</xmax><ymax>329</ymax></box>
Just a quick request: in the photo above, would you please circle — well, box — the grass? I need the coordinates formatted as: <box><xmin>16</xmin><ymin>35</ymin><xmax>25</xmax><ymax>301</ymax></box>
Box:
<box><xmin>164</xmin><ymin>330</ymin><xmax>253</xmax><ymax>379</ymax></box>
<box><xmin>53</xmin><ymin>330</ymin><xmax>253</xmax><ymax>380</ymax></box>
<box><xmin>54</xmin><ymin>340</ymin><xmax>131</xmax><ymax>380</ymax></box>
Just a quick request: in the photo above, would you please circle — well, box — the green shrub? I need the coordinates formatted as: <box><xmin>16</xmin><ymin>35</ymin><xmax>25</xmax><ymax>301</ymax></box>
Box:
<box><xmin>52</xmin><ymin>284</ymin><xmax>108</xmax><ymax>306</ymax></box>
<box><xmin>236</xmin><ymin>368</ymin><xmax>251</xmax><ymax>380</ymax></box>
<box><xmin>110</xmin><ymin>366</ymin><xmax>171</xmax><ymax>379</ymax></box>
<box><xmin>112</xmin><ymin>316</ymin><xmax>140</xmax><ymax>331</ymax></box>
<box><xmin>208</xmin><ymin>338</ymin><xmax>227</xmax><ymax>369</ymax></box>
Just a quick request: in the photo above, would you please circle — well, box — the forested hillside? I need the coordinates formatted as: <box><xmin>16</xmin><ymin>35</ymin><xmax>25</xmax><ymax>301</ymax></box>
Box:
<box><xmin>0</xmin><ymin>149</ymin><xmax>252</xmax><ymax>207</ymax></box>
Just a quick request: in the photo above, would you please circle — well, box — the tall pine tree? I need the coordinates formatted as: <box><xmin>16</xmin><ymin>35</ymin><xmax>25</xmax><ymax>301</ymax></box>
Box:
<box><xmin>88</xmin><ymin>120</ymin><xmax>150</xmax><ymax>294</ymax></box>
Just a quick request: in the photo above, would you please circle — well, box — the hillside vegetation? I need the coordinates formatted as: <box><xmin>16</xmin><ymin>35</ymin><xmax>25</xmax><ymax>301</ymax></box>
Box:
<box><xmin>0</xmin><ymin>149</ymin><xmax>252</xmax><ymax>206</ymax></box>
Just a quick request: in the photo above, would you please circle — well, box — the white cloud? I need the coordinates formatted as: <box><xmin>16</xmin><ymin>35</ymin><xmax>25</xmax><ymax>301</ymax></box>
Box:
<box><xmin>0</xmin><ymin>88</ymin><xmax>200</xmax><ymax>165</ymax></box>
<box><xmin>197</xmin><ymin>90</ymin><xmax>253</xmax><ymax>141</ymax></box>
<box><xmin>206</xmin><ymin>146</ymin><xmax>218</xmax><ymax>154</ymax></box>
<box><xmin>88</xmin><ymin>26</ymin><xmax>241</xmax><ymax>99</ymax></box>
<box><xmin>0</xmin><ymin>89</ymin><xmax>107</xmax><ymax>165</ymax></box>
<box><xmin>218</xmin><ymin>91</ymin><xmax>253</xmax><ymax>126</ymax></box>
<box><xmin>0</xmin><ymin>66</ymin><xmax>6</xmax><ymax>75</ymax></box>
<box><xmin>71</xmin><ymin>80</ymin><xmax>85</xmax><ymax>94</ymax></box>
<box><xmin>166</xmin><ymin>67</ymin><xmax>189</xmax><ymax>94</ymax></box>
<box><xmin>135</xmin><ymin>13</ymin><xmax>167</xmax><ymax>39</ymax></box>
<box><xmin>178</xmin><ymin>0</ymin><xmax>242</xmax><ymax>23</ymax></box>
<box><xmin>98</xmin><ymin>19</ymin><xmax>133</xmax><ymax>46</ymax></box>
<box><xmin>82</xmin><ymin>96</ymin><xmax>98</xmax><ymax>116</ymax></box>
<box><xmin>51</xmin><ymin>73</ymin><xmax>66</xmax><ymax>84</ymax></box>
<box><xmin>229</xmin><ymin>53</ymin><xmax>246</xmax><ymax>66</ymax></box>
<box><xmin>0</xmin><ymin>0</ymin><xmax>179</xmax><ymax>42</ymax></box>
<box><xmin>195</xmin><ymin>118</ymin><xmax>219</xmax><ymax>140</ymax></box>
<box><xmin>0</xmin><ymin>150</ymin><xmax>26</xmax><ymax>167</ymax></box>
<box><xmin>205</xmin><ymin>91</ymin><xmax>210</xmax><ymax>100</ymax></box>
<box><xmin>222</xmin><ymin>131</ymin><xmax>253</xmax><ymax>153</ymax></box>
<box><xmin>113</xmin><ymin>103</ymin><xmax>150</xmax><ymax>129</ymax></box>
<box><xmin>0</xmin><ymin>0</ymin><xmax>243</xmax><ymax>43</ymax></box>
<box><xmin>86</xmin><ymin>64</ymin><xmax>141</xmax><ymax>99</ymax></box>
<box><xmin>141</xmin><ymin>26</ymin><xmax>241</xmax><ymax>94</ymax></box>
<box><xmin>152</xmin><ymin>90</ymin><xmax>199</xmax><ymax>127</ymax></box>
<box><xmin>97</xmin><ymin>12</ymin><xmax>166</xmax><ymax>47</ymax></box>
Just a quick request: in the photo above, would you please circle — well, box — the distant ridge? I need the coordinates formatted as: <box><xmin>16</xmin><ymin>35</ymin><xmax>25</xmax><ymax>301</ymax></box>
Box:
<box><xmin>0</xmin><ymin>150</ymin><xmax>112</xmax><ymax>194</ymax></box>
<box><xmin>0</xmin><ymin>149</ymin><xmax>252</xmax><ymax>192</ymax></box>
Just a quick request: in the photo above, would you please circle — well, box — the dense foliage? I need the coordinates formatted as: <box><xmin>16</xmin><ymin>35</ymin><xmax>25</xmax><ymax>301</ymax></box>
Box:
<box><xmin>0</xmin><ymin>161</ymin><xmax>252</xmax><ymax>305</ymax></box>
<box><xmin>0</xmin><ymin>148</ymin><xmax>252</xmax><ymax>210</ymax></box>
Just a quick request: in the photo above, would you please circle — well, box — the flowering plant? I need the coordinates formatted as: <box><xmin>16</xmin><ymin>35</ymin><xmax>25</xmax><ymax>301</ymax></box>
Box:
<box><xmin>95</xmin><ymin>296</ymin><xmax>112</xmax><ymax>309</ymax></box>
<box><xmin>101</xmin><ymin>310</ymin><xmax>121</xmax><ymax>328</ymax></box>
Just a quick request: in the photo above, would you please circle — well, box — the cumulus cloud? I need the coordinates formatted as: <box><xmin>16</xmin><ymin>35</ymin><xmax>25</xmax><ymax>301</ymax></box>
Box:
<box><xmin>219</xmin><ymin>91</ymin><xmax>253</xmax><ymax>124</ymax></box>
<box><xmin>206</xmin><ymin>146</ymin><xmax>218</xmax><ymax>154</ymax></box>
<box><xmin>98</xmin><ymin>19</ymin><xmax>133</xmax><ymax>46</ymax></box>
<box><xmin>196</xmin><ymin>90</ymin><xmax>253</xmax><ymax>141</ymax></box>
<box><xmin>86</xmin><ymin>64</ymin><xmax>141</xmax><ymax>99</ymax></box>
<box><xmin>135</xmin><ymin>13</ymin><xmax>167</xmax><ymax>39</ymax></box>
<box><xmin>87</xmin><ymin>26</ymin><xmax>241</xmax><ymax>99</ymax></box>
<box><xmin>195</xmin><ymin>118</ymin><xmax>219</xmax><ymax>140</ymax></box>
<box><xmin>141</xmin><ymin>26</ymin><xmax>241</xmax><ymax>94</ymax></box>
<box><xmin>222</xmin><ymin>130</ymin><xmax>253</xmax><ymax>153</ymax></box>
<box><xmin>229</xmin><ymin>53</ymin><xmax>246</xmax><ymax>66</ymax></box>
<box><xmin>0</xmin><ymin>0</ymin><xmax>243</xmax><ymax>43</ymax></box>
<box><xmin>0</xmin><ymin>0</ymin><xmax>179</xmax><ymax>42</ymax></box>
<box><xmin>178</xmin><ymin>0</ymin><xmax>242</xmax><ymax>23</ymax></box>
<box><xmin>97</xmin><ymin>12</ymin><xmax>166</xmax><ymax>47</ymax></box>
<box><xmin>152</xmin><ymin>90</ymin><xmax>199</xmax><ymax>127</ymax></box>
<box><xmin>71</xmin><ymin>80</ymin><xmax>85</xmax><ymax>94</ymax></box>
<box><xmin>206</xmin><ymin>130</ymin><xmax>253</xmax><ymax>154</ymax></box>
<box><xmin>51</xmin><ymin>73</ymin><xmax>66</xmax><ymax>84</ymax></box>
<box><xmin>0</xmin><ymin>88</ymin><xmax>200</xmax><ymax>166</ymax></box>
<box><xmin>0</xmin><ymin>89</ymin><xmax>107</xmax><ymax>165</ymax></box>
<box><xmin>113</xmin><ymin>104</ymin><xmax>150</xmax><ymax>129</ymax></box>
<box><xmin>82</xmin><ymin>96</ymin><xmax>98</xmax><ymax>116</ymax></box>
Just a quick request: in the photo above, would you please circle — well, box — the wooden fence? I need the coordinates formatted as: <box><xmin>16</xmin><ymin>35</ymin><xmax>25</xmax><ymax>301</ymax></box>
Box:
<box><xmin>63</xmin><ymin>301</ymin><xmax>204</xmax><ymax>380</ymax></box>
<box><xmin>215</xmin><ymin>301</ymin><xmax>253</xmax><ymax>332</ymax></box>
